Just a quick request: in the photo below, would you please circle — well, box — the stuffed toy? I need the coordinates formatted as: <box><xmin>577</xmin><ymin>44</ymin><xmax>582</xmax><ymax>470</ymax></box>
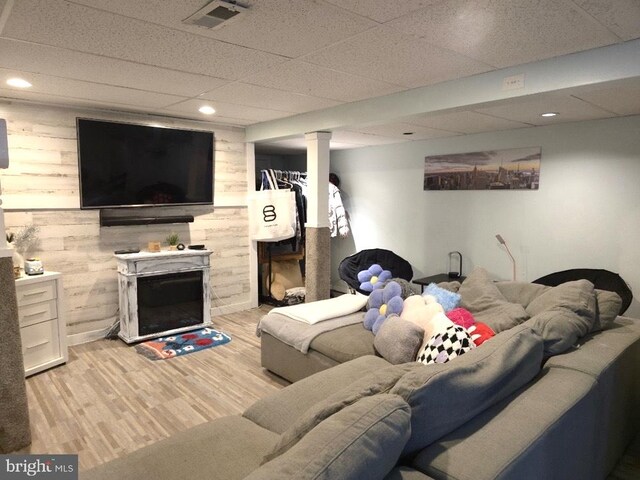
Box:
<box><xmin>446</xmin><ymin>307</ymin><xmax>476</xmax><ymax>329</ymax></box>
<box><xmin>400</xmin><ymin>295</ymin><xmax>444</xmax><ymax>336</ymax></box>
<box><xmin>467</xmin><ymin>322</ymin><xmax>495</xmax><ymax>346</ymax></box>
<box><xmin>423</xmin><ymin>282</ymin><xmax>461</xmax><ymax>312</ymax></box>
<box><xmin>358</xmin><ymin>264</ymin><xmax>392</xmax><ymax>292</ymax></box>
<box><xmin>363</xmin><ymin>281</ymin><xmax>404</xmax><ymax>334</ymax></box>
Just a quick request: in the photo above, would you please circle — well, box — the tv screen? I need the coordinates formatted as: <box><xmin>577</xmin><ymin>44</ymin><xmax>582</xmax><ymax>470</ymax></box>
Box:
<box><xmin>77</xmin><ymin>118</ymin><xmax>214</xmax><ymax>209</ymax></box>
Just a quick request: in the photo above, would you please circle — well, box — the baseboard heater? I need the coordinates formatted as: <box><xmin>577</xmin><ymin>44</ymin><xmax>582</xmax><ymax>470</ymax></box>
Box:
<box><xmin>100</xmin><ymin>210</ymin><xmax>194</xmax><ymax>227</ymax></box>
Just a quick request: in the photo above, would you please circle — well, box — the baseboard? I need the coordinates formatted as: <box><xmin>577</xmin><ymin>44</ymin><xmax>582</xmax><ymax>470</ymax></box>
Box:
<box><xmin>67</xmin><ymin>327</ymin><xmax>110</xmax><ymax>346</ymax></box>
<box><xmin>210</xmin><ymin>300</ymin><xmax>254</xmax><ymax>317</ymax></box>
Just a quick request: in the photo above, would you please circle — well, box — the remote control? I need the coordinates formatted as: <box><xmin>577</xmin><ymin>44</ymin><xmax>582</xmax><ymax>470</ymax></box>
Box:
<box><xmin>114</xmin><ymin>248</ymin><xmax>140</xmax><ymax>254</ymax></box>
<box><xmin>188</xmin><ymin>244</ymin><xmax>205</xmax><ymax>250</ymax></box>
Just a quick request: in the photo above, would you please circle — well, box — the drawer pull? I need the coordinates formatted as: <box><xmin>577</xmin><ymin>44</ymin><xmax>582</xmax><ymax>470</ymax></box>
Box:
<box><xmin>24</xmin><ymin>310</ymin><xmax>48</xmax><ymax>318</ymax></box>
<box><xmin>26</xmin><ymin>339</ymin><xmax>50</xmax><ymax>349</ymax></box>
<box><xmin>23</xmin><ymin>290</ymin><xmax>46</xmax><ymax>297</ymax></box>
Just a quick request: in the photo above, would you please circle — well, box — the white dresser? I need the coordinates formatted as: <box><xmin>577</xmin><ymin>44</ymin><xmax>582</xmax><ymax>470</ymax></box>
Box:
<box><xmin>15</xmin><ymin>271</ymin><xmax>68</xmax><ymax>376</ymax></box>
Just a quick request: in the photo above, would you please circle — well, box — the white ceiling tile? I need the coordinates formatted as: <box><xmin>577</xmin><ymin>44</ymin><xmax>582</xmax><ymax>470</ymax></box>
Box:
<box><xmin>570</xmin><ymin>79</ymin><xmax>640</xmax><ymax>115</ymax></box>
<box><xmin>323</xmin><ymin>0</ymin><xmax>442</xmax><ymax>23</ymax></box>
<box><xmin>242</xmin><ymin>60</ymin><xmax>405</xmax><ymax>102</ymax></box>
<box><xmin>403</xmin><ymin>110</ymin><xmax>532</xmax><ymax>133</ymax></box>
<box><xmin>573</xmin><ymin>0</ymin><xmax>640</xmax><ymax>40</ymax></box>
<box><xmin>0</xmin><ymin>69</ymin><xmax>187</xmax><ymax>108</ymax></box>
<box><xmin>70</xmin><ymin>0</ymin><xmax>378</xmax><ymax>58</ymax></box>
<box><xmin>163</xmin><ymin>98</ymin><xmax>294</xmax><ymax>123</ymax></box>
<box><xmin>388</xmin><ymin>0</ymin><xmax>620</xmax><ymax>68</ymax></box>
<box><xmin>304</xmin><ymin>25</ymin><xmax>492</xmax><ymax>89</ymax></box>
<box><xmin>3</xmin><ymin>0</ymin><xmax>286</xmax><ymax>79</ymax></box>
<box><xmin>199</xmin><ymin>83</ymin><xmax>342</xmax><ymax>113</ymax></box>
<box><xmin>0</xmin><ymin>39</ymin><xmax>229</xmax><ymax>98</ymax></box>
<box><xmin>350</xmin><ymin>122</ymin><xmax>460</xmax><ymax>141</ymax></box>
<box><xmin>475</xmin><ymin>92</ymin><xmax>616</xmax><ymax>125</ymax></box>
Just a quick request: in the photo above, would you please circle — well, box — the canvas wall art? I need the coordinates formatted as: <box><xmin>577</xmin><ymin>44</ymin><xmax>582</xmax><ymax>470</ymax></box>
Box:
<box><xmin>424</xmin><ymin>147</ymin><xmax>541</xmax><ymax>191</ymax></box>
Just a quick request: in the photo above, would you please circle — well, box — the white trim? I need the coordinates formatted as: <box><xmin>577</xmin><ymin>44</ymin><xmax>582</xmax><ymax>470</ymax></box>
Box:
<box><xmin>246</xmin><ymin>142</ymin><xmax>259</xmax><ymax>308</ymax></box>
<box><xmin>67</xmin><ymin>327</ymin><xmax>110</xmax><ymax>346</ymax></box>
<box><xmin>210</xmin><ymin>299</ymin><xmax>254</xmax><ymax>317</ymax></box>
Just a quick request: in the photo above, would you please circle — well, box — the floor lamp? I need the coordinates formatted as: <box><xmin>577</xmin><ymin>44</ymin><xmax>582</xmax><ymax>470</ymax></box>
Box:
<box><xmin>496</xmin><ymin>234</ymin><xmax>516</xmax><ymax>281</ymax></box>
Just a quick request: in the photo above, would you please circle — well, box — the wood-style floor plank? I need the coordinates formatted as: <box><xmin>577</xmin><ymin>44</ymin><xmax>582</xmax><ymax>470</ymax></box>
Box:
<box><xmin>18</xmin><ymin>306</ymin><xmax>286</xmax><ymax>471</ymax></box>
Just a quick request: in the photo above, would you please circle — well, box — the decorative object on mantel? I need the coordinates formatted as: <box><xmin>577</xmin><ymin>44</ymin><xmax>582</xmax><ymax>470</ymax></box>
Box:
<box><xmin>177</xmin><ymin>243</ymin><xmax>186</xmax><ymax>250</ymax></box>
<box><xmin>166</xmin><ymin>232</ymin><xmax>179</xmax><ymax>250</ymax></box>
<box><xmin>424</xmin><ymin>147</ymin><xmax>541</xmax><ymax>191</ymax></box>
<box><xmin>135</xmin><ymin>328</ymin><xmax>231</xmax><ymax>360</ymax></box>
<box><xmin>147</xmin><ymin>241</ymin><xmax>161</xmax><ymax>252</ymax></box>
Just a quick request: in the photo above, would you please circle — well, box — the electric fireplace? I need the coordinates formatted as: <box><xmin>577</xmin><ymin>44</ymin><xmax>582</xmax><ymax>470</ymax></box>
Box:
<box><xmin>115</xmin><ymin>250</ymin><xmax>212</xmax><ymax>343</ymax></box>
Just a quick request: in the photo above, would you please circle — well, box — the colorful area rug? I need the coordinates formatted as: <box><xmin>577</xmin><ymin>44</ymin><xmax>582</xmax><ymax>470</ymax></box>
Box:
<box><xmin>135</xmin><ymin>328</ymin><xmax>231</xmax><ymax>360</ymax></box>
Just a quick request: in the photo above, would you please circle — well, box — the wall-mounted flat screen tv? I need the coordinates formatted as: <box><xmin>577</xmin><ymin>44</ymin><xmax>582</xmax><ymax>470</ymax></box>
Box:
<box><xmin>77</xmin><ymin>118</ymin><xmax>214</xmax><ymax>209</ymax></box>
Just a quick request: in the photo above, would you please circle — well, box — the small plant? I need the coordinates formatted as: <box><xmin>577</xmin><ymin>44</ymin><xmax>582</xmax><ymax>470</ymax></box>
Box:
<box><xmin>166</xmin><ymin>231</ymin><xmax>179</xmax><ymax>246</ymax></box>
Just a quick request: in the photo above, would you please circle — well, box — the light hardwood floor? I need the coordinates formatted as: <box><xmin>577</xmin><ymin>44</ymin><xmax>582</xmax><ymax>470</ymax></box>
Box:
<box><xmin>18</xmin><ymin>306</ymin><xmax>286</xmax><ymax>472</ymax></box>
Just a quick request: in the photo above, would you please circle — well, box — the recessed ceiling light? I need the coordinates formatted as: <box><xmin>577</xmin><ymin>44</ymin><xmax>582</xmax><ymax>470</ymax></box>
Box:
<box><xmin>540</xmin><ymin>112</ymin><xmax>558</xmax><ymax>117</ymax></box>
<box><xmin>6</xmin><ymin>77</ymin><xmax>32</xmax><ymax>88</ymax></box>
<box><xmin>198</xmin><ymin>105</ymin><xmax>216</xmax><ymax>115</ymax></box>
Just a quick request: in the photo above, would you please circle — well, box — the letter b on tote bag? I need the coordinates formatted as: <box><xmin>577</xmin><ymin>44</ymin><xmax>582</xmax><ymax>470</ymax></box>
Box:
<box><xmin>249</xmin><ymin>189</ymin><xmax>297</xmax><ymax>242</ymax></box>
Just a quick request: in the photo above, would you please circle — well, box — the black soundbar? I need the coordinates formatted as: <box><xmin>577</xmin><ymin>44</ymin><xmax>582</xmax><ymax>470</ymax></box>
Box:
<box><xmin>100</xmin><ymin>214</ymin><xmax>194</xmax><ymax>227</ymax></box>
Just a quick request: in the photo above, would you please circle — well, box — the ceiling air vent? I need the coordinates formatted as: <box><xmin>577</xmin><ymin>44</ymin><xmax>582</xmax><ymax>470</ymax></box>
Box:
<box><xmin>182</xmin><ymin>1</ymin><xmax>247</xmax><ymax>29</ymax></box>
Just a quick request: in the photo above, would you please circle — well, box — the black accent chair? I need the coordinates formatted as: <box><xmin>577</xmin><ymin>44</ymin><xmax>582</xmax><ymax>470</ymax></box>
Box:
<box><xmin>338</xmin><ymin>248</ymin><xmax>413</xmax><ymax>295</ymax></box>
<box><xmin>532</xmin><ymin>268</ymin><xmax>633</xmax><ymax>315</ymax></box>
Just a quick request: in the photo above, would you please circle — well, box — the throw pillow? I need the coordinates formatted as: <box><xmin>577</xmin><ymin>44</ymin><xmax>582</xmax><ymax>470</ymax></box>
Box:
<box><xmin>524</xmin><ymin>279</ymin><xmax>597</xmax><ymax>355</ymax></box>
<box><xmin>262</xmin><ymin>364</ymin><xmax>416</xmax><ymax>463</ymax></box>
<box><xmin>358</xmin><ymin>264</ymin><xmax>392</xmax><ymax>292</ymax></box>
<box><xmin>374</xmin><ymin>315</ymin><xmax>425</xmax><ymax>365</ymax></box>
<box><xmin>592</xmin><ymin>289</ymin><xmax>623</xmax><ymax>332</ymax></box>
<box><xmin>364</xmin><ymin>281</ymin><xmax>404</xmax><ymax>334</ymax></box>
<box><xmin>390</xmin><ymin>323</ymin><xmax>544</xmax><ymax>455</ymax></box>
<box><xmin>247</xmin><ymin>395</ymin><xmax>411</xmax><ymax>480</ymax></box>
<box><xmin>416</xmin><ymin>324</ymin><xmax>475</xmax><ymax>365</ymax></box>
<box><xmin>458</xmin><ymin>267</ymin><xmax>530</xmax><ymax>333</ymax></box>
<box><xmin>423</xmin><ymin>283</ymin><xmax>461</xmax><ymax>312</ymax></box>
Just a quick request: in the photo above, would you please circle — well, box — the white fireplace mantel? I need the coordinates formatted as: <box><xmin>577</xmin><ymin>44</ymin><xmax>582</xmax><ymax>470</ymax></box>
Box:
<box><xmin>115</xmin><ymin>249</ymin><xmax>213</xmax><ymax>343</ymax></box>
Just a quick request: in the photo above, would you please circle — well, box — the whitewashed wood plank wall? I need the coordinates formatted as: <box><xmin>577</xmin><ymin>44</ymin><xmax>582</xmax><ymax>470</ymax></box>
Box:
<box><xmin>0</xmin><ymin>102</ymin><xmax>251</xmax><ymax>342</ymax></box>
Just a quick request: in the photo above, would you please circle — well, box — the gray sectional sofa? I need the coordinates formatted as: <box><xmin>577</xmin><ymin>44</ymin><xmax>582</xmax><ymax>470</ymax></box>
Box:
<box><xmin>85</xmin><ymin>273</ymin><xmax>640</xmax><ymax>479</ymax></box>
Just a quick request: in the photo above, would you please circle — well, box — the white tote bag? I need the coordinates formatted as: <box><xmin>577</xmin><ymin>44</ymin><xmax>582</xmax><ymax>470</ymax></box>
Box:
<box><xmin>249</xmin><ymin>171</ymin><xmax>297</xmax><ymax>242</ymax></box>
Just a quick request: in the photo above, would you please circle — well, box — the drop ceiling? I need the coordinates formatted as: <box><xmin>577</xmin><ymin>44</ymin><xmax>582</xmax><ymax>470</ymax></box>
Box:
<box><xmin>0</xmin><ymin>0</ymin><xmax>639</xmax><ymax>152</ymax></box>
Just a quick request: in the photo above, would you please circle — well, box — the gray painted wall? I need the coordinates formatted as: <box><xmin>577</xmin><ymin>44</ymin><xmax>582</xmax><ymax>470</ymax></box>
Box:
<box><xmin>330</xmin><ymin>115</ymin><xmax>640</xmax><ymax>318</ymax></box>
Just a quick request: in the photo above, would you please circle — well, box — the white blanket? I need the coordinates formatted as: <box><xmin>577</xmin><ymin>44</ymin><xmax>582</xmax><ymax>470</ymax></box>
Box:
<box><xmin>269</xmin><ymin>293</ymin><xmax>368</xmax><ymax>324</ymax></box>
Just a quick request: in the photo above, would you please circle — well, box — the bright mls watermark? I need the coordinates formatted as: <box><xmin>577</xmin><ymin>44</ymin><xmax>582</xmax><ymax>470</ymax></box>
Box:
<box><xmin>1</xmin><ymin>455</ymin><xmax>77</xmax><ymax>479</ymax></box>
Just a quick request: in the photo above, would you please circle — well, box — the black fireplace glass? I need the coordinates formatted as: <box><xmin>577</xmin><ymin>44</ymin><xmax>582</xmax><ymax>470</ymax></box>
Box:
<box><xmin>137</xmin><ymin>270</ymin><xmax>203</xmax><ymax>336</ymax></box>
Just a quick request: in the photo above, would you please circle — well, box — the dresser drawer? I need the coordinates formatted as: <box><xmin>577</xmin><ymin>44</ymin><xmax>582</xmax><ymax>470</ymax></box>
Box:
<box><xmin>21</xmin><ymin>320</ymin><xmax>61</xmax><ymax>372</ymax></box>
<box><xmin>16</xmin><ymin>280</ymin><xmax>57</xmax><ymax>307</ymax></box>
<box><xmin>18</xmin><ymin>299</ymin><xmax>58</xmax><ymax>328</ymax></box>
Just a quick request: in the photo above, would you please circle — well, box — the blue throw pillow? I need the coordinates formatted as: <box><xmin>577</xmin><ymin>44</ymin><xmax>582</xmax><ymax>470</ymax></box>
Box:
<box><xmin>423</xmin><ymin>283</ymin><xmax>461</xmax><ymax>313</ymax></box>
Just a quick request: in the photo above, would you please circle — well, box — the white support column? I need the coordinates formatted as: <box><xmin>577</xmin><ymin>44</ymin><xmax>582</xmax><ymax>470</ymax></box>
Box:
<box><xmin>305</xmin><ymin>131</ymin><xmax>331</xmax><ymax>228</ymax></box>
<box><xmin>305</xmin><ymin>131</ymin><xmax>332</xmax><ymax>302</ymax></box>
<box><xmin>246</xmin><ymin>142</ymin><xmax>259</xmax><ymax>308</ymax></box>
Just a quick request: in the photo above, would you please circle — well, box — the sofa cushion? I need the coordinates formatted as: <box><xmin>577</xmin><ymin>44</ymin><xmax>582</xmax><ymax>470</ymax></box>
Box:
<box><xmin>495</xmin><ymin>281</ymin><xmax>549</xmax><ymax>308</ymax></box>
<box><xmin>264</xmin><ymin>363</ymin><xmax>417</xmax><ymax>461</ymax></box>
<box><xmin>245</xmin><ymin>394</ymin><xmax>411</xmax><ymax>480</ymax></box>
<box><xmin>310</xmin><ymin>323</ymin><xmax>377</xmax><ymax>363</ymax></box>
<box><xmin>458</xmin><ymin>267</ymin><xmax>530</xmax><ymax>333</ymax></box>
<box><xmin>523</xmin><ymin>279</ymin><xmax>596</xmax><ymax>355</ymax></box>
<box><xmin>411</xmin><ymin>367</ymin><xmax>599</xmax><ymax>480</ymax></box>
<box><xmin>593</xmin><ymin>289</ymin><xmax>623</xmax><ymax>332</ymax></box>
<box><xmin>374</xmin><ymin>315</ymin><xmax>425</xmax><ymax>365</ymax></box>
<box><xmin>390</xmin><ymin>323</ymin><xmax>544</xmax><ymax>455</ymax></box>
<box><xmin>83</xmin><ymin>416</ymin><xmax>278</xmax><ymax>480</ymax></box>
<box><xmin>243</xmin><ymin>355</ymin><xmax>390</xmax><ymax>434</ymax></box>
